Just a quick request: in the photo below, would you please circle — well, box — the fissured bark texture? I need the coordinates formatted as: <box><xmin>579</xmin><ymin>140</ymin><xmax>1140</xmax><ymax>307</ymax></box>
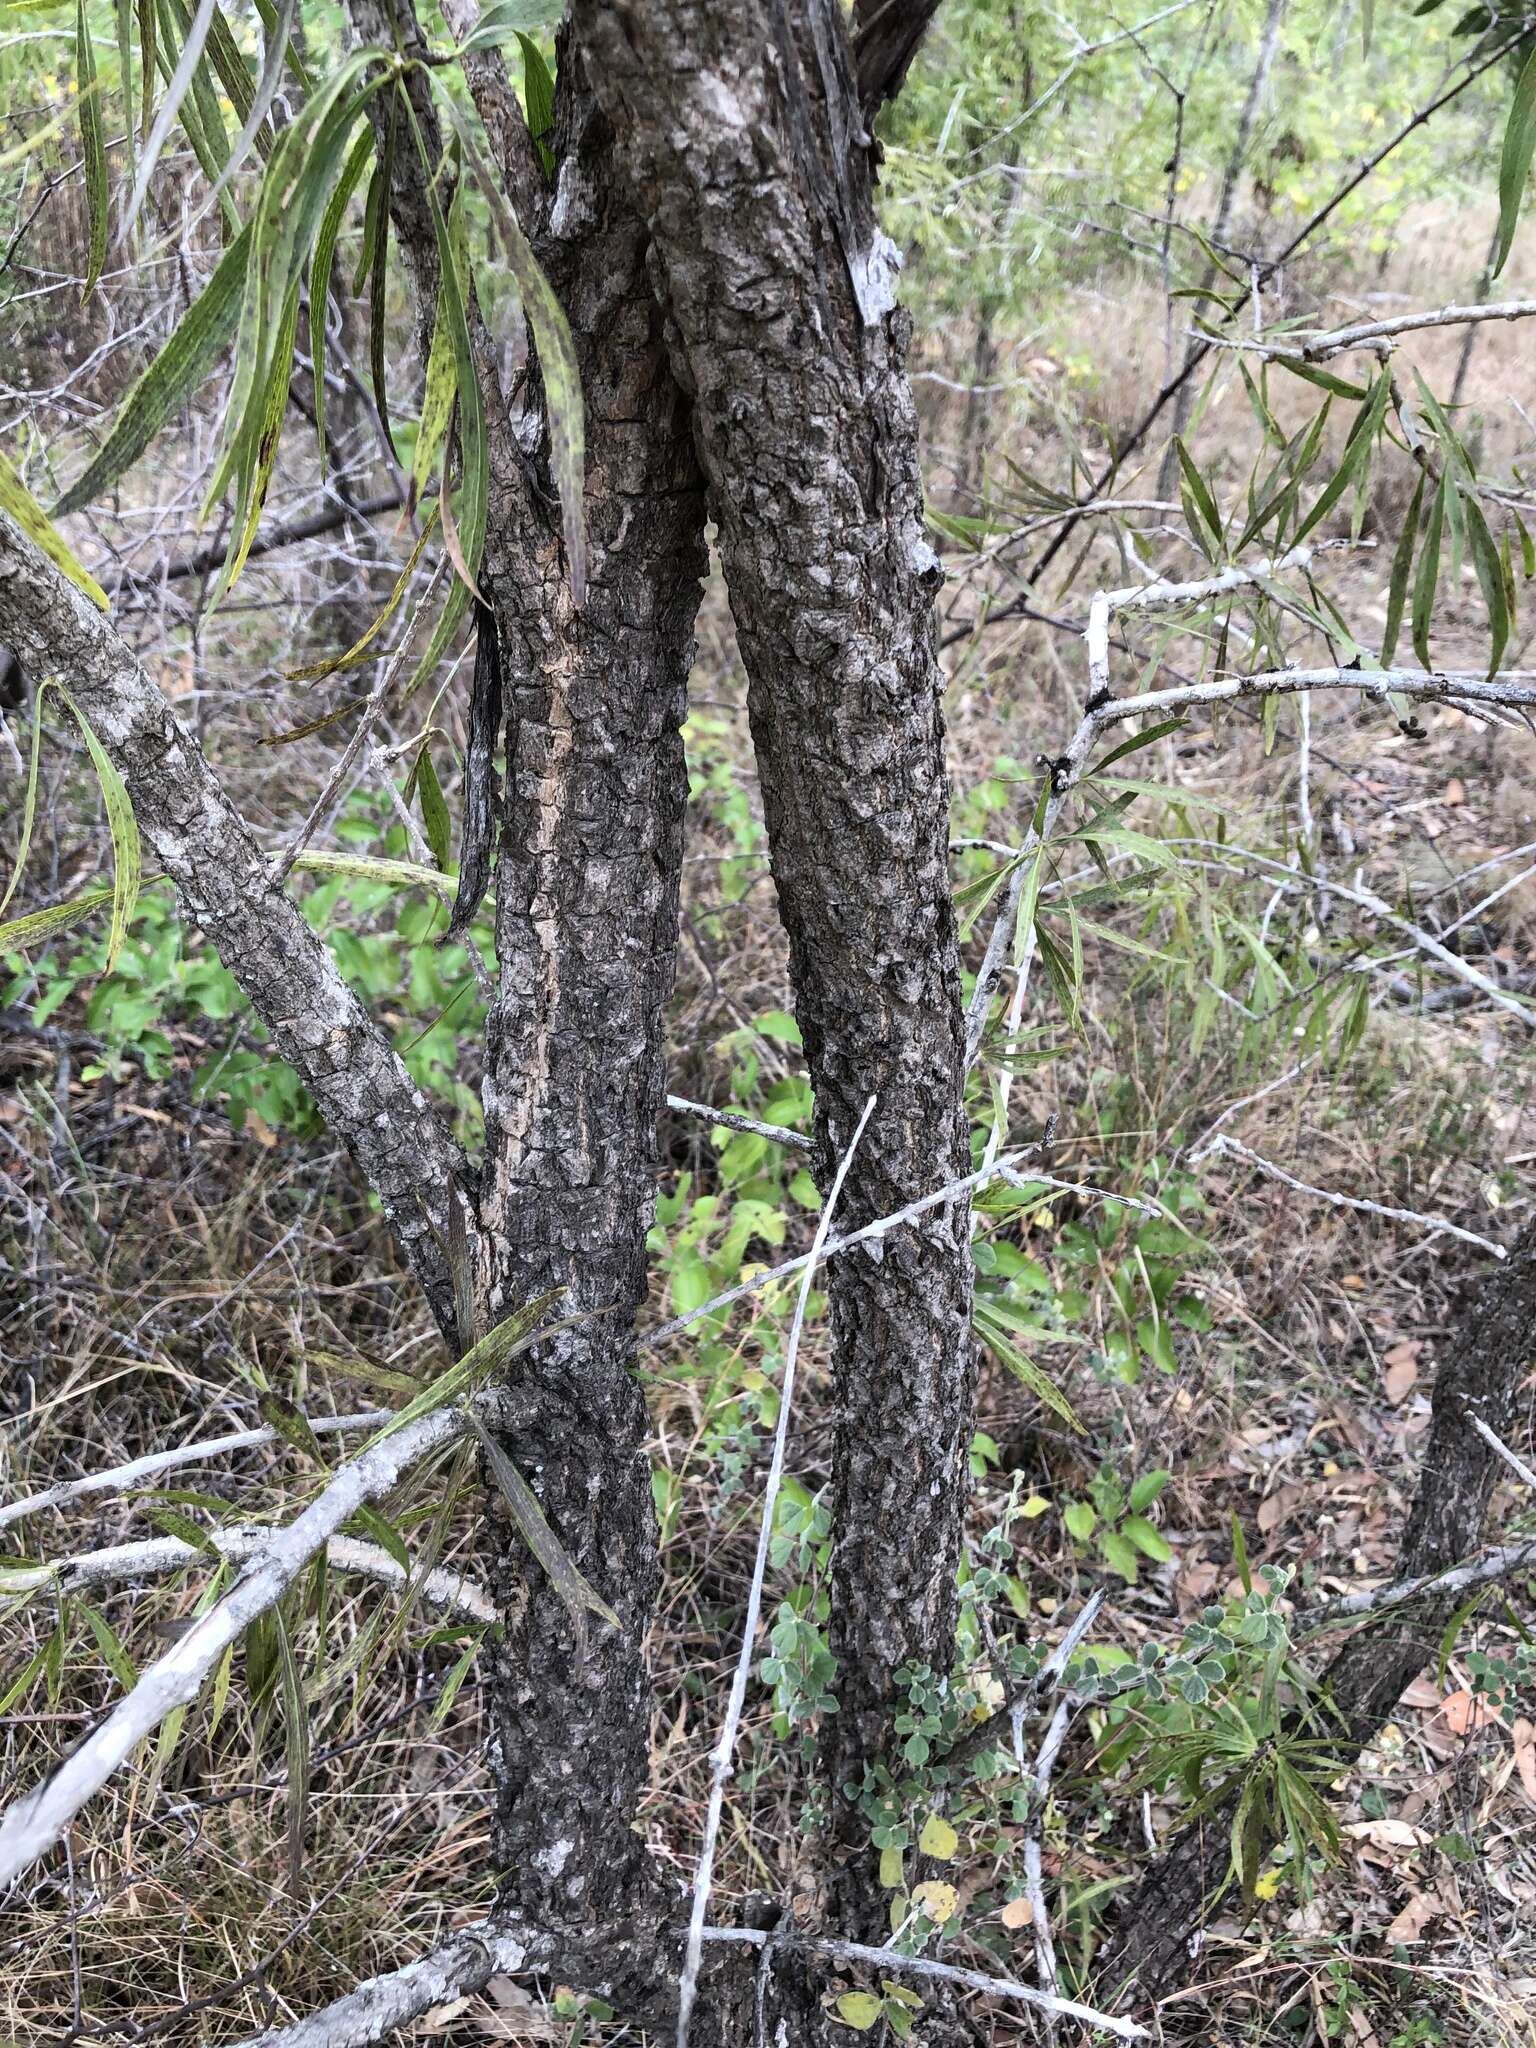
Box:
<box><xmin>576</xmin><ymin>0</ymin><xmax>974</xmax><ymax>1933</ymax></box>
<box><xmin>473</xmin><ymin>46</ymin><xmax>709</xmax><ymax>1930</ymax></box>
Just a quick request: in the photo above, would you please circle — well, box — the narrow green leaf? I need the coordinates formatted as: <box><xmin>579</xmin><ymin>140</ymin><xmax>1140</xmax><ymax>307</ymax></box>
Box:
<box><xmin>310</xmin><ymin>127</ymin><xmax>375</xmax><ymax>474</ymax></box>
<box><xmin>257</xmin><ymin>1389</ymin><xmax>323</xmax><ymax>1462</ymax></box>
<box><xmin>1273</xmin><ymin>358</ymin><xmax>1370</xmax><ymax>402</ymax></box>
<box><xmin>0</xmin><ymin>1640</ymin><xmax>54</xmax><ymax>1716</ymax></box>
<box><xmin>1174</xmin><ymin>433</ymin><xmax>1223</xmax><ymax>558</ymax></box>
<box><xmin>211</xmin><ymin>0</ymin><xmax>293</xmax><ymax>195</ymax></box>
<box><xmin>1411</xmin><ymin>474</ymin><xmax>1448</xmax><ymax>669</ymax></box>
<box><xmin>417</xmin><ymin>746</ymin><xmax>452</xmax><ymax>871</ymax></box>
<box><xmin>428</xmin><ymin>1636</ymin><xmax>481</xmax><ymax>1725</ymax></box>
<box><xmin>0</xmin><ymin>885</ymin><xmax>116</xmax><ymax>954</ymax></box>
<box><xmin>0</xmin><ymin>453</ymin><xmax>106</xmax><ymax>606</ymax></box>
<box><xmin>116</xmin><ymin>0</ymin><xmax>136</xmax><ymax>192</ymax></box>
<box><xmin>136</xmin><ymin>0</ymin><xmax>156</xmax><ymax>144</ymax></box>
<box><xmin>54</xmin><ymin>223</ymin><xmax>252</xmax><ymax>516</ymax></box>
<box><xmin>349</xmin><ymin>1500</ymin><xmax>409</xmax><ymax>1571</ymax></box>
<box><xmin>273</xmin><ymin>1601</ymin><xmax>309</xmax><ymax>1895</ymax></box>
<box><xmin>1460</xmin><ymin>484</ymin><xmax>1510</xmax><ymax>676</ymax></box>
<box><xmin>76</xmin><ymin>0</ymin><xmax>108</xmax><ymax>297</ymax></box>
<box><xmin>364</xmin><ymin>1289</ymin><xmax>567</xmax><ymax>1448</ymax></box>
<box><xmin>444</xmin><ymin>100</ymin><xmax>586</xmax><ymax>607</ymax></box>
<box><xmin>1381</xmin><ymin>470</ymin><xmax>1425</xmax><ymax>668</ymax></box>
<box><xmin>290</xmin><ymin>847</ymin><xmax>456</xmax><ymax>901</ymax></box>
<box><xmin>361</xmin><ymin>91</ymin><xmax>398</xmax><ymax>461</ymax></box>
<box><xmin>410</xmin><ymin>183</ymin><xmax>467</xmax><ymax>508</ymax></box>
<box><xmin>516</xmin><ymin>31</ymin><xmax>554</xmax><ymax>178</ymax></box>
<box><xmin>1496</xmin><ymin>41</ymin><xmax>1536</xmax><ymax>277</ymax></box>
<box><xmin>1094</xmin><ymin>715</ymin><xmax>1186</xmax><ymax>775</ymax></box>
<box><xmin>284</xmin><ymin>507</ymin><xmax>437</xmax><ymax>681</ymax></box>
<box><xmin>146</xmin><ymin>1505</ymin><xmax>216</xmax><ymax>1551</ymax></box>
<box><xmin>972</xmin><ymin>1298</ymin><xmax>1083</xmax><ymax>1433</ymax></box>
<box><xmin>207</xmin><ymin>274</ymin><xmax>301</xmax><ymax>605</ymax></box>
<box><xmin>52</xmin><ymin>684</ymin><xmax>141</xmax><ymax>972</ymax></box>
<box><xmin>79</xmin><ymin>1602</ymin><xmax>137</xmax><ymax>1689</ymax></box>
<box><xmin>126</xmin><ymin>0</ymin><xmax>220</xmax><ymax>234</ymax></box>
<box><xmin>1291</xmin><ymin>373</ymin><xmax>1389</xmax><ymax>547</ymax></box>
<box><xmin>461</xmin><ymin>1404</ymin><xmax>621</xmax><ymax>1637</ymax></box>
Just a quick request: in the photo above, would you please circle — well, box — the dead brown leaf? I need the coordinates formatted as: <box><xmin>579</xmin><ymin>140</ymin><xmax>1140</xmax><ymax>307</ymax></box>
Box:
<box><xmin>1441</xmin><ymin>1688</ymin><xmax>1499</xmax><ymax>1737</ymax></box>
<box><xmin>1381</xmin><ymin>1340</ymin><xmax>1419</xmax><ymax>1404</ymax></box>
<box><xmin>1512</xmin><ymin>1718</ymin><xmax>1536</xmax><ymax>1801</ymax></box>
<box><xmin>1384</xmin><ymin>1891</ymin><xmax>1438</xmax><ymax>1944</ymax></box>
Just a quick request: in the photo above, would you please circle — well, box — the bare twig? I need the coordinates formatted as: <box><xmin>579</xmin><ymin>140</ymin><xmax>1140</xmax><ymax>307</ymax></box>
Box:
<box><xmin>0</xmin><ymin>1394</ymin><xmax>482</xmax><ymax>1886</ymax></box>
<box><xmin>699</xmin><ymin>1926</ymin><xmax>1150</xmax><ymax>2041</ymax></box>
<box><xmin>0</xmin><ymin>1525</ymin><xmax>496</xmax><ymax>1623</ymax></box>
<box><xmin>1208</xmin><ymin>298</ymin><xmax>1536</xmax><ymax>364</ymax></box>
<box><xmin>1023</xmin><ymin>1692</ymin><xmax>1074</xmax><ymax>2015</ymax></box>
<box><xmin>664</xmin><ymin>1094</ymin><xmax>814</xmax><ymax>1152</ymax></box>
<box><xmin>643</xmin><ymin>1154</ymin><xmax>1151</xmax><ymax>1350</ymax></box>
<box><xmin>1302</xmin><ymin>1535</ymin><xmax>1536</xmax><ymax>1627</ymax></box>
<box><xmin>228</xmin><ymin>1922</ymin><xmax>548</xmax><ymax>2048</ymax></box>
<box><xmin>1189</xmin><ymin>1133</ymin><xmax>1508</xmax><ymax>1258</ymax></box>
<box><xmin>940</xmin><ymin>1589</ymin><xmax>1105</xmax><ymax>1783</ymax></box>
<box><xmin>1469</xmin><ymin>1414</ymin><xmax>1536</xmax><ymax>1491</ymax></box>
<box><xmin>674</xmin><ymin>1096</ymin><xmax>876</xmax><ymax>2048</ymax></box>
<box><xmin>110</xmin><ymin>489</ymin><xmax>405</xmax><ymax>598</ymax></box>
<box><xmin>1084</xmin><ymin>540</ymin><xmax>1367</xmax><ymax>698</ymax></box>
<box><xmin>0</xmin><ymin>1409</ymin><xmax>392</xmax><ymax>1533</ymax></box>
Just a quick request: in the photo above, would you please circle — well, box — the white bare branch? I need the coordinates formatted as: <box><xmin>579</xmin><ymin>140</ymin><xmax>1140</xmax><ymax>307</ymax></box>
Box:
<box><xmin>699</xmin><ymin>1926</ymin><xmax>1150</xmax><ymax>2041</ymax></box>
<box><xmin>1303</xmin><ymin>1535</ymin><xmax>1536</xmax><ymax>1625</ymax></box>
<box><xmin>224</xmin><ymin>1908</ymin><xmax>1150</xmax><ymax>2048</ymax></box>
<box><xmin>1469</xmin><ymin>1414</ymin><xmax>1536</xmax><ymax>1491</ymax></box>
<box><xmin>1189</xmin><ymin>1133</ymin><xmax>1508</xmax><ymax>1258</ymax></box>
<box><xmin>644</xmin><ymin>1152</ymin><xmax>1152</xmax><ymax>1350</ymax></box>
<box><xmin>229</xmin><ymin>1922</ymin><xmax>549</xmax><ymax>2048</ymax></box>
<box><xmin>0</xmin><ymin>1525</ymin><xmax>495</xmax><ymax>1624</ymax></box>
<box><xmin>0</xmin><ymin>1396</ymin><xmax>477</xmax><ymax>1888</ymax></box>
<box><xmin>674</xmin><ymin>1095</ymin><xmax>876</xmax><ymax>2048</ymax></box>
<box><xmin>0</xmin><ymin>1409</ymin><xmax>392</xmax><ymax>1534</ymax></box>
<box><xmin>1204</xmin><ymin>298</ymin><xmax>1536</xmax><ymax>363</ymax></box>
<box><xmin>664</xmin><ymin>1094</ymin><xmax>814</xmax><ymax>1151</ymax></box>
<box><xmin>1085</xmin><ymin>539</ymin><xmax>1367</xmax><ymax>698</ymax></box>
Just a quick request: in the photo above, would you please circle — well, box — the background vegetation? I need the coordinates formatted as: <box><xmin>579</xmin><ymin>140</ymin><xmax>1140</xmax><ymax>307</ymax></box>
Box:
<box><xmin>2</xmin><ymin>0</ymin><xmax>1534</xmax><ymax>2042</ymax></box>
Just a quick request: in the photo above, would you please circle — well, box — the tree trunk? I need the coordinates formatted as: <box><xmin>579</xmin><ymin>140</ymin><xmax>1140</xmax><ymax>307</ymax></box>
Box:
<box><xmin>345</xmin><ymin>0</ymin><xmax>715</xmax><ymax>1933</ymax></box>
<box><xmin>473</xmin><ymin>41</ymin><xmax>709</xmax><ymax>1930</ymax></box>
<box><xmin>577</xmin><ymin>0</ymin><xmax>974</xmax><ymax>1937</ymax></box>
<box><xmin>1096</xmin><ymin>1221</ymin><xmax>1536</xmax><ymax>2013</ymax></box>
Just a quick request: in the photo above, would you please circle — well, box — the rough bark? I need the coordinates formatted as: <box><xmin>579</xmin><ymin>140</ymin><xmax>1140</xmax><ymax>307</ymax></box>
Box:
<box><xmin>852</xmin><ymin>0</ymin><xmax>943</xmax><ymax>114</ymax></box>
<box><xmin>576</xmin><ymin>0</ymin><xmax>975</xmax><ymax>1934</ymax></box>
<box><xmin>339</xmin><ymin>0</ymin><xmax>711</xmax><ymax>1932</ymax></box>
<box><xmin>1096</xmin><ymin>1221</ymin><xmax>1536</xmax><ymax>2013</ymax></box>
<box><xmin>473</xmin><ymin>39</ymin><xmax>709</xmax><ymax>1930</ymax></box>
<box><xmin>0</xmin><ymin>512</ymin><xmax>473</xmax><ymax>1342</ymax></box>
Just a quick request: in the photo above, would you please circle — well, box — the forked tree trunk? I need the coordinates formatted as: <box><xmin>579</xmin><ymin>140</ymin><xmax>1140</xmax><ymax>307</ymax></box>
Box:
<box><xmin>1096</xmin><ymin>1221</ymin><xmax>1536</xmax><ymax>2012</ymax></box>
<box><xmin>579</xmin><ymin>0</ymin><xmax>976</xmax><ymax>1938</ymax></box>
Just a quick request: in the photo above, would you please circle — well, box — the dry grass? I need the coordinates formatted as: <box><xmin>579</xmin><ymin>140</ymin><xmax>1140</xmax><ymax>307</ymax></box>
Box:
<box><xmin>3</xmin><ymin>195</ymin><xmax>1536</xmax><ymax>2046</ymax></box>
